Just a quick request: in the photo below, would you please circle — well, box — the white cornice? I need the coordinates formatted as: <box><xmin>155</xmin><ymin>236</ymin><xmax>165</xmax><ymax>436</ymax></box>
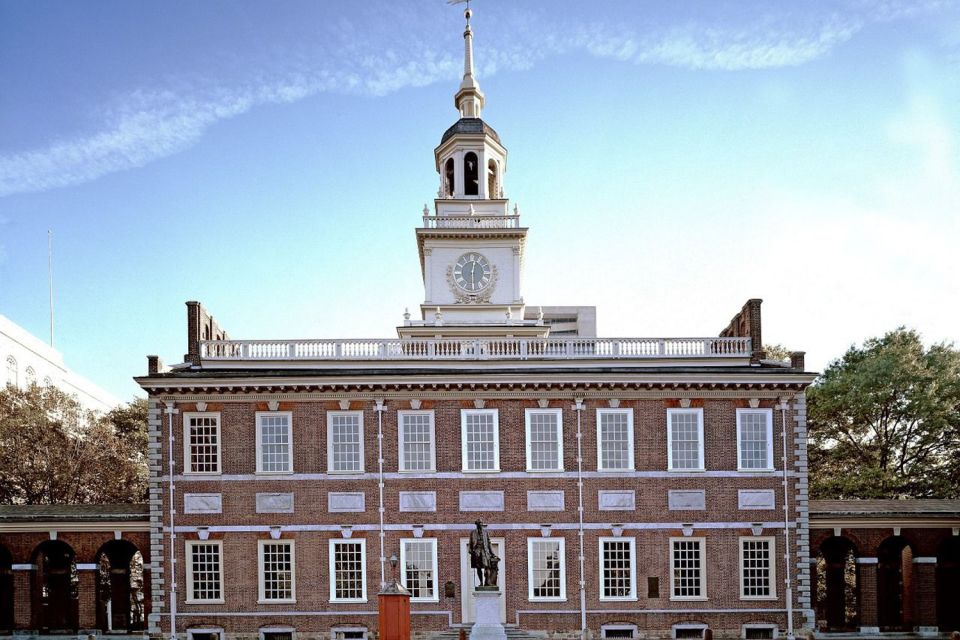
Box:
<box><xmin>810</xmin><ymin>516</ymin><xmax>960</xmax><ymax>528</ymax></box>
<box><xmin>0</xmin><ymin>520</ymin><xmax>149</xmax><ymax>533</ymax></box>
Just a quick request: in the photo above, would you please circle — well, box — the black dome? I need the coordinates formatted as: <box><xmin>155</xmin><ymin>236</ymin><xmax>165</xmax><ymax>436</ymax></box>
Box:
<box><xmin>440</xmin><ymin>117</ymin><xmax>501</xmax><ymax>145</ymax></box>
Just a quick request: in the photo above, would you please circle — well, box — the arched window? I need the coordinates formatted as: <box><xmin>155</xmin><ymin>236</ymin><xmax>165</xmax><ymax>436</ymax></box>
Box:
<box><xmin>43</xmin><ymin>376</ymin><xmax>53</xmax><ymax>387</ymax></box>
<box><xmin>4</xmin><ymin>357</ymin><xmax>15</xmax><ymax>387</ymax></box>
<box><xmin>96</xmin><ymin>540</ymin><xmax>144</xmax><ymax>632</ymax></box>
<box><xmin>463</xmin><ymin>152</ymin><xmax>479</xmax><ymax>196</ymax></box>
<box><xmin>444</xmin><ymin>158</ymin><xmax>455</xmax><ymax>197</ymax></box>
<box><xmin>25</xmin><ymin>366</ymin><xmax>36</xmax><ymax>387</ymax></box>
<box><xmin>487</xmin><ymin>159</ymin><xmax>499</xmax><ymax>198</ymax></box>
<box><xmin>32</xmin><ymin>540</ymin><xmax>79</xmax><ymax>630</ymax></box>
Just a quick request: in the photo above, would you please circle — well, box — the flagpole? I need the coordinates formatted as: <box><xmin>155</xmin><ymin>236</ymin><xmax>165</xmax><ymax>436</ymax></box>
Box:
<box><xmin>48</xmin><ymin>229</ymin><xmax>54</xmax><ymax>347</ymax></box>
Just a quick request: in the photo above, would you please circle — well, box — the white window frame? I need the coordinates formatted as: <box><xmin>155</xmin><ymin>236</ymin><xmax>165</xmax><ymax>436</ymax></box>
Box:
<box><xmin>399</xmin><ymin>538</ymin><xmax>439</xmax><ymax>602</ymax></box>
<box><xmin>672</xmin><ymin>624</ymin><xmax>707</xmax><ymax>640</ymax></box>
<box><xmin>5</xmin><ymin>356</ymin><xmax>16</xmax><ymax>387</ymax></box>
<box><xmin>669</xmin><ymin>537</ymin><xmax>707</xmax><ymax>601</ymax></box>
<box><xmin>329</xmin><ymin>538</ymin><xmax>367</xmax><ymax>603</ymax></box>
<box><xmin>258</xmin><ymin>539</ymin><xmax>296</xmax><ymax>604</ymax></box>
<box><xmin>330</xmin><ymin>627</ymin><xmax>368</xmax><ymax>640</ymax></box>
<box><xmin>460</xmin><ymin>409</ymin><xmax>500</xmax><ymax>473</ymax></box>
<box><xmin>741</xmin><ymin>624</ymin><xmax>778</xmax><ymax>640</ymax></box>
<box><xmin>187</xmin><ymin>628</ymin><xmax>224</xmax><ymax>640</ymax></box>
<box><xmin>256</xmin><ymin>412</ymin><xmax>294</xmax><ymax>474</ymax></box>
<box><xmin>397</xmin><ymin>410</ymin><xmax>436</xmax><ymax>472</ymax></box>
<box><xmin>666</xmin><ymin>408</ymin><xmax>705</xmax><ymax>472</ymax></box>
<box><xmin>327</xmin><ymin>411</ymin><xmax>364</xmax><ymax>474</ymax></box>
<box><xmin>185</xmin><ymin>540</ymin><xmax>225</xmax><ymax>604</ymax></box>
<box><xmin>739</xmin><ymin>536</ymin><xmax>777</xmax><ymax>600</ymax></box>
<box><xmin>525</xmin><ymin>408</ymin><xmax>564</xmax><ymax>472</ymax></box>
<box><xmin>596</xmin><ymin>408</ymin><xmax>634</xmax><ymax>471</ymax></box>
<box><xmin>527</xmin><ymin>536</ymin><xmax>566</xmax><ymax>601</ymax></box>
<box><xmin>601</xmin><ymin>625</ymin><xmax>638</xmax><ymax>640</ymax></box>
<box><xmin>598</xmin><ymin>536</ymin><xmax>637</xmax><ymax>601</ymax></box>
<box><xmin>736</xmin><ymin>408</ymin><xmax>775</xmax><ymax>472</ymax></box>
<box><xmin>259</xmin><ymin>627</ymin><xmax>295</xmax><ymax>640</ymax></box>
<box><xmin>182</xmin><ymin>412</ymin><xmax>222</xmax><ymax>476</ymax></box>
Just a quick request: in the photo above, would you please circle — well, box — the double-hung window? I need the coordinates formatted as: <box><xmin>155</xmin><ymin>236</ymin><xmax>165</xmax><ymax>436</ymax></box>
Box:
<box><xmin>736</xmin><ymin>409</ymin><xmax>774</xmax><ymax>471</ymax></box>
<box><xmin>740</xmin><ymin>537</ymin><xmax>776</xmax><ymax>599</ymax></box>
<box><xmin>599</xmin><ymin>537</ymin><xmax>636</xmax><ymax>601</ymax></box>
<box><xmin>597</xmin><ymin>409</ymin><xmax>634</xmax><ymax>471</ymax></box>
<box><xmin>328</xmin><ymin>411</ymin><xmax>364</xmax><ymax>473</ymax></box>
<box><xmin>256</xmin><ymin>412</ymin><xmax>293</xmax><ymax>474</ymax></box>
<box><xmin>183</xmin><ymin>413</ymin><xmax>221</xmax><ymax>475</ymax></box>
<box><xmin>525</xmin><ymin>409</ymin><xmax>563</xmax><ymax>472</ymax></box>
<box><xmin>258</xmin><ymin>540</ymin><xmax>295</xmax><ymax>603</ymax></box>
<box><xmin>667</xmin><ymin>409</ymin><xmax>704</xmax><ymax>471</ymax></box>
<box><xmin>329</xmin><ymin>539</ymin><xmax>367</xmax><ymax>602</ymax></box>
<box><xmin>461</xmin><ymin>409</ymin><xmax>499</xmax><ymax>472</ymax></box>
<box><xmin>186</xmin><ymin>540</ymin><xmax>224</xmax><ymax>603</ymax></box>
<box><xmin>398</xmin><ymin>411</ymin><xmax>436</xmax><ymax>472</ymax></box>
<box><xmin>528</xmin><ymin>537</ymin><xmax>566</xmax><ymax>601</ymax></box>
<box><xmin>670</xmin><ymin>538</ymin><xmax>706</xmax><ymax>600</ymax></box>
<box><xmin>400</xmin><ymin>538</ymin><xmax>438</xmax><ymax>601</ymax></box>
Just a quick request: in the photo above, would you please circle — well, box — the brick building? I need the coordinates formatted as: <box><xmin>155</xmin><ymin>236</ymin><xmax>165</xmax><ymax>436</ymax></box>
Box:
<box><xmin>135</xmin><ymin>8</ymin><xmax>818</xmax><ymax>640</ymax></box>
<box><xmin>808</xmin><ymin>500</ymin><xmax>960</xmax><ymax>635</ymax></box>
<box><xmin>0</xmin><ymin>504</ymin><xmax>150</xmax><ymax>633</ymax></box>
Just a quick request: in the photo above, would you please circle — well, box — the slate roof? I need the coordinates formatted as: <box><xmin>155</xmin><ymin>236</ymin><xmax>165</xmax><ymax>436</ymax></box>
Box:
<box><xmin>440</xmin><ymin>117</ymin><xmax>501</xmax><ymax>144</ymax></box>
<box><xmin>0</xmin><ymin>503</ymin><xmax>149</xmax><ymax>522</ymax></box>
<box><xmin>810</xmin><ymin>499</ymin><xmax>960</xmax><ymax>517</ymax></box>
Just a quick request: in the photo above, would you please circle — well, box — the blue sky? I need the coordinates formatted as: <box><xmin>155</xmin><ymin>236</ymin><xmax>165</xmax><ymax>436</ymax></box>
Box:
<box><xmin>1</xmin><ymin>0</ymin><xmax>958</xmax><ymax>402</ymax></box>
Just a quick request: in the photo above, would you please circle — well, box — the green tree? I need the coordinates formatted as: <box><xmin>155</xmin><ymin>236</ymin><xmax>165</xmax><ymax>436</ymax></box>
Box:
<box><xmin>808</xmin><ymin>328</ymin><xmax>960</xmax><ymax>499</ymax></box>
<box><xmin>0</xmin><ymin>384</ymin><xmax>147</xmax><ymax>504</ymax></box>
<box><xmin>764</xmin><ymin>344</ymin><xmax>792</xmax><ymax>362</ymax></box>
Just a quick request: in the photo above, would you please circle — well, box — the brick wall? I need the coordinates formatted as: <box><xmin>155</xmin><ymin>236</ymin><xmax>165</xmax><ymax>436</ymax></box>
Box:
<box><xmin>149</xmin><ymin>392</ymin><xmax>807</xmax><ymax>639</ymax></box>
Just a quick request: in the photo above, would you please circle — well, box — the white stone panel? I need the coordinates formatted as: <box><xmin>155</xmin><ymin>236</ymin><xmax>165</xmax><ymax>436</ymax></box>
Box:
<box><xmin>738</xmin><ymin>489</ymin><xmax>776</xmax><ymax>510</ymax></box>
<box><xmin>256</xmin><ymin>492</ymin><xmax>294</xmax><ymax>514</ymax></box>
<box><xmin>598</xmin><ymin>490</ymin><xmax>635</xmax><ymax>511</ymax></box>
<box><xmin>459</xmin><ymin>490</ymin><xmax>505</xmax><ymax>512</ymax></box>
<box><xmin>183</xmin><ymin>493</ymin><xmax>222</xmax><ymax>514</ymax></box>
<box><xmin>328</xmin><ymin>492</ymin><xmax>366</xmax><ymax>513</ymax></box>
<box><xmin>527</xmin><ymin>490</ymin><xmax>565</xmax><ymax>511</ymax></box>
<box><xmin>399</xmin><ymin>491</ymin><xmax>437</xmax><ymax>512</ymax></box>
<box><xmin>668</xmin><ymin>490</ymin><xmax>706</xmax><ymax>511</ymax></box>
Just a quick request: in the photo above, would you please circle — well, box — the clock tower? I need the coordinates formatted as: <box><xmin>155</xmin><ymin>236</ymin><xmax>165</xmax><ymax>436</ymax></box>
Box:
<box><xmin>400</xmin><ymin>6</ymin><xmax>546</xmax><ymax>339</ymax></box>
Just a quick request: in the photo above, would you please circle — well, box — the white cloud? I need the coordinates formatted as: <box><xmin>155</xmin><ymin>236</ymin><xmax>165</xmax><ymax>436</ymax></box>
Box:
<box><xmin>0</xmin><ymin>1</ymin><xmax>953</xmax><ymax>197</ymax></box>
<box><xmin>576</xmin><ymin>16</ymin><xmax>862</xmax><ymax>71</ymax></box>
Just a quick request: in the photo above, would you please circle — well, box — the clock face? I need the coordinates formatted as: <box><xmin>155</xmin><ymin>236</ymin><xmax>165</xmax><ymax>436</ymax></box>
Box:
<box><xmin>453</xmin><ymin>252</ymin><xmax>492</xmax><ymax>292</ymax></box>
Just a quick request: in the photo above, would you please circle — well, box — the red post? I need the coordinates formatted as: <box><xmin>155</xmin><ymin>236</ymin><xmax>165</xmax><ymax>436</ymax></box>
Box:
<box><xmin>379</xmin><ymin>584</ymin><xmax>411</xmax><ymax>640</ymax></box>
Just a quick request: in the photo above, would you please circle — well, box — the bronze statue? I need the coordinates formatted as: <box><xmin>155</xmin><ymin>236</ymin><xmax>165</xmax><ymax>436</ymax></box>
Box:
<box><xmin>468</xmin><ymin>519</ymin><xmax>499</xmax><ymax>588</ymax></box>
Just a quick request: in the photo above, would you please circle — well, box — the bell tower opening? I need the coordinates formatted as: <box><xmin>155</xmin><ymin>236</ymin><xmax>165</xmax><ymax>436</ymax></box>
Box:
<box><xmin>487</xmin><ymin>159</ymin><xmax>499</xmax><ymax>199</ymax></box>
<box><xmin>464</xmin><ymin>151</ymin><xmax>479</xmax><ymax>196</ymax></box>
<box><xmin>444</xmin><ymin>157</ymin><xmax>455</xmax><ymax>196</ymax></box>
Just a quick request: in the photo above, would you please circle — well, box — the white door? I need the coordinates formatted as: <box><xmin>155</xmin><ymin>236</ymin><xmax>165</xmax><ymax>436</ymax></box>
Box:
<box><xmin>459</xmin><ymin>537</ymin><xmax>506</xmax><ymax>624</ymax></box>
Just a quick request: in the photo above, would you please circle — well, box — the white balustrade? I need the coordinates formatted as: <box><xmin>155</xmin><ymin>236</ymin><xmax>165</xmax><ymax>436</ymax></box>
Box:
<box><xmin>421</xmin><ymin>214</ymin><xmax>520</xmax><ymax>229</ymax></box>
<box><xmin>199</xmin><ymin>337</ymin><xmax>751</xmax><ymax>361</ymax></box>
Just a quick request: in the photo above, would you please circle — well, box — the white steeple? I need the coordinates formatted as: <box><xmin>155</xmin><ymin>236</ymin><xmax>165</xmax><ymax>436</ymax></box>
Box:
<box><xmin>455</xmin><ymin>7</ymin><xmax>485</xmax><ymax>118</ymax></box>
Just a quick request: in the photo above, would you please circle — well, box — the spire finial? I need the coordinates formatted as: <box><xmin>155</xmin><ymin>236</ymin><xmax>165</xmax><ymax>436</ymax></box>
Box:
<box><xmin>451</xmin><ymin>0</ymin><xmax>484</xmax><ymax>118</ymax></box>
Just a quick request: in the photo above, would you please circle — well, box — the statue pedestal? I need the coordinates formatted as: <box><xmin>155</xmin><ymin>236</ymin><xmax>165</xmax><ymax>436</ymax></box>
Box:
<box><xmin>470</xmin><ymin>589</ymin><xmax>506</xmax><ymax>640</ymax></box>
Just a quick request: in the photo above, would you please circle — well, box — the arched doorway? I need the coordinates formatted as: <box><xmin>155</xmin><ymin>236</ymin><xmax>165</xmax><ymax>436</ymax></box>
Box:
<box><xmin>0</xmin><ymin>545</ymin><xmax>13</xmax><ymax>631</ymax></box>
<box><xmin>937</xmin><ymin>536</ymin><xmax>960</xmax><ymax>632</ymax></box>
<box><xmin>877</xmin><ymin>536</ymin><xmax>913</xmax><ymax>631</ymax></box>
<box><xmin>816</xmin><ymin>536</ymin><xmax>859</xmax><ymax>630</ymax></box>
<box><xmin>96</xmin><ymin>540</ymin><xmax>145</xmax><ymax>632</ymax></box>
<box><xmin>32</xmin><ymin>540</ymin><xmax>79</xmax><ymax>631</ymax></box>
